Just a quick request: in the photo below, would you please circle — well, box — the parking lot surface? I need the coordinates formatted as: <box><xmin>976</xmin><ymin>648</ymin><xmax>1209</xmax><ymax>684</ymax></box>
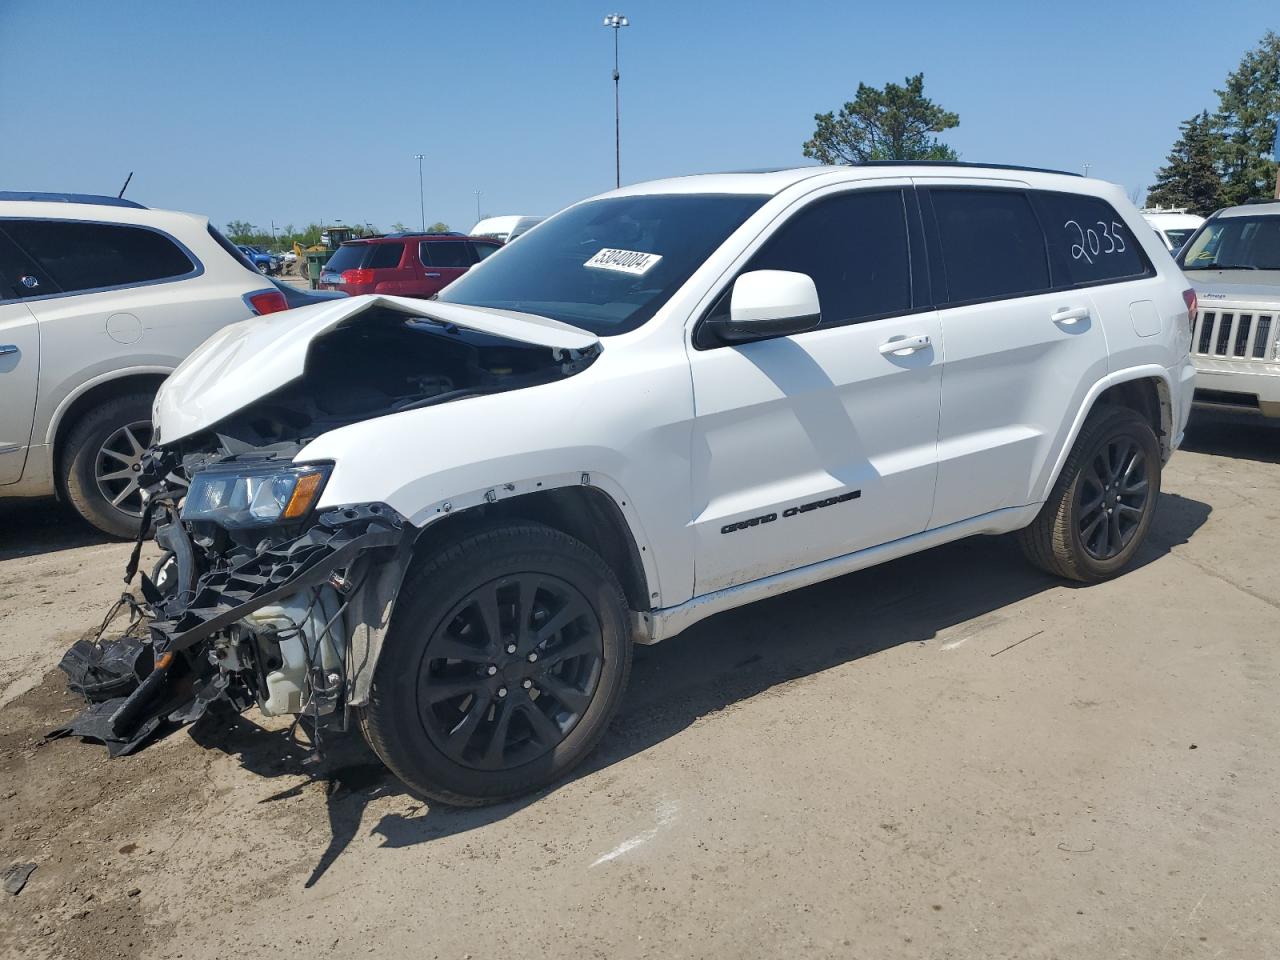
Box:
<box><xmin>1</xmin><ymin>411</ymin><xmax>1277</xmax><ymax>960</ymax></box>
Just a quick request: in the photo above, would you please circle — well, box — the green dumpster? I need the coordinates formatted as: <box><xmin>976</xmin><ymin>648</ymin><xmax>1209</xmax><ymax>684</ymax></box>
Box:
<box><xmin>304</xmin><ymin>251</ymin><xmax>331</xmax><ymax>289</ymax></box>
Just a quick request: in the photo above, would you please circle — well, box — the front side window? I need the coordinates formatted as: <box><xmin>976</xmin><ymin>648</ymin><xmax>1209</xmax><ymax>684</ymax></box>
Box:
<box><xmin>1179</xmin><ymin>216</ymin><xmax>1280</xmax><ymax>271</ymax></box>
<box><xmin>3</xmin><ymin>219</ymin><xmax>196</xmax><ymax>293</ymax></box>
<box><xmin>421</xmin><ymin>240</ymin><xmax>470</xmax><ymax>269</ymax></box>
<box><xmin>929</xmin><ymin>189</ymin><xmax>1050</xmax><ymax>303</ymax></box>
<box><xmin>1030</xmin><ymin>191</ymin><xmax>1150</xmax><ymax>286</ymax></box>
<box><xmin>729</xmin><ymin>189</ymin><xmax>913</xmax><ymax>328</ymax></box>
<box><xmin>436</xmin><ymin>193</ymin><xmax>768</xmax><ymax>335</ymax></box>
<box><xmin>1163</xmin><ymin>228</ymin><xmax>1195</xmax><ymax>250</ymax></box>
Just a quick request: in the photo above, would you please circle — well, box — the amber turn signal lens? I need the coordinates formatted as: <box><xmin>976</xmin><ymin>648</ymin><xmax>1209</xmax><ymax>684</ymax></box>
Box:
<box><xmin>282</xmin><ymin>471</ymin><xmax>324</xmax><ymax>519</ymax></box>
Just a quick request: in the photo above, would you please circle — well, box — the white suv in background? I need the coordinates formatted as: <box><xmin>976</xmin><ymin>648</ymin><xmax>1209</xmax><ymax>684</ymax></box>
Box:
<box><xmin>1142</xmin><ymin>208</ymin><xmax>1205</xmax><ymax>253</ymax></box>
<box><xmin>80</xmin><ymin>163</ymin><xmax>1196</xmax><ymax>804</ymax></box>
<box><xmin>0</xmin><ymin>192</ymin><xmax>293</xmax><ymax>536</ymax></box>
<box><xmin>1176</xmin><ymin>200</ymin><xmax>1280</xmax><ymax>417</ymax></box>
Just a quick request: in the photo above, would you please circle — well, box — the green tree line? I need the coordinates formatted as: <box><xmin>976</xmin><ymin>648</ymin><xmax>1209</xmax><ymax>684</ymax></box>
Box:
<box><xmin>224</xmin><ymin>220</ymin><xmax>452</xmax><ymax>249</ymax></box>
<box><xmin>1147</xmin><ymin>31</ymin><xmax>1279</xmax><ymax>215</ymax></box>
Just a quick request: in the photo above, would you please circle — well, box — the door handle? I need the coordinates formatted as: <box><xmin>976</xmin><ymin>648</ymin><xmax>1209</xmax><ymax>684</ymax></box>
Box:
<box><xmin>424</xmin><ymin>272</ymin><xmax>441</xmax><ymax>278</ymax></box>
<box><xmin>0</xmin><ymin>344</ymin><xmax>18</xmax><ymax>357</ymax></box>
<box><xmin>1051</xmin><ymin>306</ymin><xmax>1089</xmax><ymax>325</ymax></box>
<box><xmin>878</xmin><ymin>334</ymin><xmax>931</xmax><ymax>356</ymax></box>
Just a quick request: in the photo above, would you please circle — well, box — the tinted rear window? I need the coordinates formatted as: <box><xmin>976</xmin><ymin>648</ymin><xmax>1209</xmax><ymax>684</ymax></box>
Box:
<box><xmin>929</xmin><ymin>189</ymin><xmax>1050</xmax><ymax>303</ymax></box>
<box><xmin>1030</xmin><ymin>191</ymin><xmax>1151</xmax><ymax>285</ymax></box>
<box><xmin>4</xmin><ymin>219</ymin><xmax>196</xmax><ymax>293</ymax></box>
<box><xmin>421</xmin><ymin>240</ymin><xmax>471</xmax><ymax>268</ymax></box>
<box><xmin>367</xmin><ymin>243</ymin><xmax>404</xmax><ymax>269</ymax></box>
<box><xmin>324</xmin><ymin>243</ymin><xmax>371</xmax><ymax>272</ymax></box>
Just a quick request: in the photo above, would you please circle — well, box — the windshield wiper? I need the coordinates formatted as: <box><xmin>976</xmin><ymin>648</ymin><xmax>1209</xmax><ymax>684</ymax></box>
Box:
<box><xmin>1185</xmin><ymin>263</ymin><xmax>1260</xmax><ymax>270</ymax></box>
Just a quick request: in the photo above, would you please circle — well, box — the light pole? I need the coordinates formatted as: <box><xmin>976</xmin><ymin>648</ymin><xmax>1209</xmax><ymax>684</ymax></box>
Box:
<box><xmin>1083</xmin><ymin>162</ymin><xmax>1091</xmax><ymax>178</ymax></box>
<box><xmin>414</xmin><ymin>154</ymin><xmax>426</xmax><ymax>232</ymax></box>
<box><xmin>474</xmin><ymin>189</ymin><xmax>482</xmax><ymax>223</ymax></box>
<box><xmin>603</xmin><ymin>13</ymin><xmax>629</xmax><ymax>189</ymax></box>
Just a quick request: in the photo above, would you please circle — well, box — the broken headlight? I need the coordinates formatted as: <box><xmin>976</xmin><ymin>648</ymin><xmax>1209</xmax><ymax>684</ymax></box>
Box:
<box><xmin>182</xmin><ymin>462</ymin><xmax>331</xmax><ymax>528</ymax></box>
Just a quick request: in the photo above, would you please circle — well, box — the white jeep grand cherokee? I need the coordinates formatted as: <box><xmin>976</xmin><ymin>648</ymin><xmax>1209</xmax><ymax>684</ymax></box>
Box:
<box><xmin>1175</xmin><ymin>199</ymin><xmax>1280</xmax><ymax>417</ymax></box>
<box><xmin>68</xmin><ymin>164</ymin><xmax>1195</xmax><ymax>805</ymax></box>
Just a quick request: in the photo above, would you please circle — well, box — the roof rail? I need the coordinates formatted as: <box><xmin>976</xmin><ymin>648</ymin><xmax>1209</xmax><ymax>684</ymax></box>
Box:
<box><xmin>0</xmin><ymin>191</ymin><xmax>147</xmax><ymax>209</ymax></box>
<box><xmin>853</xmin><ymin>160</ymin><xmax>1081</xmax><ymax>177</ymax></box>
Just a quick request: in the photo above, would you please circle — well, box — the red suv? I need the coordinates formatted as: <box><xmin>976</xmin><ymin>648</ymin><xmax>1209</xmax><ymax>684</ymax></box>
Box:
<box><xmin>317</xmin><ymin>232</ymin><xmax>500</xmax><ymax>298</ymax></box>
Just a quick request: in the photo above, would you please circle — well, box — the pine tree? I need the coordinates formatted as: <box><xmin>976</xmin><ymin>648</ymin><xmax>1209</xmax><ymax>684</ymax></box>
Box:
<box><xmin>1214</xmin><ymin>30</ymin><xmax>1280</xmax><ymax>204</ymax></box>
<box><xmin>1146</xmin><ymin>112</ymin><xmax>1226</xmax><ymax>216</ymax></box>
<box><xmin>803</xmin><ymin>74</ymin><xmax>959</xmax><ymax>164</ymax></box>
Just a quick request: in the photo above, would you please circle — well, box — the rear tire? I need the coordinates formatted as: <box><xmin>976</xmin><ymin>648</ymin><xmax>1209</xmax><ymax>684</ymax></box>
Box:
<box><xmin>61</xmin><ymin>392</ymin><xmax>155</xmax><ymax>539</ymax></box>
<box><xmin>359</xmin><ymin>523</ymin><xmax>633</xmax><ymax>806</ymax></box>
<box><xmin>1018</xmin><ymin>406</ymin><xmax>1161</xmax><ymax>582</ymax></box>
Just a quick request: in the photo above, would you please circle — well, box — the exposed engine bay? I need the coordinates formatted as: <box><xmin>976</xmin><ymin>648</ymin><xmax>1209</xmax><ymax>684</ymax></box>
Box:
<box><xmin>194</xmin><ymin>306</ymin><xmax>596</xmax><ymax>449</ymax></box>
<box><xmin>54</xmin><ymin>304</ymin><xmax>599</xmax><ymax>756</ymax></box>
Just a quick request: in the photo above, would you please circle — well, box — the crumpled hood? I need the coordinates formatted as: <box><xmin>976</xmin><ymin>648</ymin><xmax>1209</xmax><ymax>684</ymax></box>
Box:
<box><xmin>154</xmin><ymin>294</ymin><xmax>599</xmax><ymax>444</ymax></box>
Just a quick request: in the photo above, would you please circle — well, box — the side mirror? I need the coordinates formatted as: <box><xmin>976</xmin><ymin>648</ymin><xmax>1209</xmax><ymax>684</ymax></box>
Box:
<box><xmin>706</xmin><ymin>270</ymin><xmax>821</xmax><ymax>344</ymax></box>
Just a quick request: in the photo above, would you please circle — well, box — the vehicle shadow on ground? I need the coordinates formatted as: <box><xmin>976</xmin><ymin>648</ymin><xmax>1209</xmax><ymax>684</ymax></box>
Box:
<box><xmin>0</xmin><ymin>497</ymin><xmax>115</xmax><ymax>561</ymax></box>
<box><xmin>1181</xmin><ymin>410</ymin><xmax>1280</xmax><ymax>465</ymax></box>
<box><xmin>193</xmin><ymin>491</ymin><xmax>1210</xmax><ymax>887</ymax></box>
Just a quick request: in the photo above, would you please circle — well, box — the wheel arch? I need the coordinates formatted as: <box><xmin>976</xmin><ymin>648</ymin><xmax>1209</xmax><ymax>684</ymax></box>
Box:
<box><xmin>346</xmin><ymin>481</ymin><xmax>658</xmax><ymax>709</ymax></box>
<box><xmin>48</xmin><ymin>368</ymin><xmax>170</xmax><ymax>487</ymax></box>
<box><xmin>1036</xmin><ymin>366</ymin><xmax>1173</xmax><ymax>505</ymax></box>
<box><xmin>408</xmin><ymin>484</ymin><xmax>654</xmax><ymax>616</ymax></box>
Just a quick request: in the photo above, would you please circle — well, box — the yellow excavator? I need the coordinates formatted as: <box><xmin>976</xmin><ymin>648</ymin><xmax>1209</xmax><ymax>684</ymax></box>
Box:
<box><xmin>290</xmin><ymin>226</ymin><xmax>360</xmax><ymax>285</ymax></box>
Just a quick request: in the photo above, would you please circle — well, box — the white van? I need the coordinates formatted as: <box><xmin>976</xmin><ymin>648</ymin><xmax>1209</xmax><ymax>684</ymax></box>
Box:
<box><xmin>1142</xmin><ymin>209</ymin><xmax>1205</xmax><ymax>253</ymax></box>
<box><xmin>470</xmin><ymin>216</ymin><xmax>543</xmax><ymax>242</ymax></box>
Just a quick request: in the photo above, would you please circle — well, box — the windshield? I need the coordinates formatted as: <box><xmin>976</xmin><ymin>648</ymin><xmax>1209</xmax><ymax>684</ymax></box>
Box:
<box><xmin>436</xmin><ymin>194</ymin><xmax>768</xmax><ymax>335</ymax></box>
<box><xmin>1179</xmin><ymin>216</ymin><xmax>1280</xmax><ymax>270</ymax></box>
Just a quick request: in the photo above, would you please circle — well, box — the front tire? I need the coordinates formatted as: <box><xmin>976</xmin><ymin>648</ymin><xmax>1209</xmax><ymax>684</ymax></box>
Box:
<box><xmin>1018</xmin><ymin>406</ymin><xmax>1161</xmax><ymax>582</ymax></box>
<box><xmin>61</xmin><ymin>392</ymin><xmax>155</xmax><ymax>539</ymax></box>
<box><xmin>360</xmin><ymin>523</ymin><xmax>633</xmax><ymax>806</ymax></box>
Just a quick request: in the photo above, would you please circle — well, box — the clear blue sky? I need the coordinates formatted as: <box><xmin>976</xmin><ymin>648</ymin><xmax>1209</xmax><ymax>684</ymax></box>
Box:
<box><xmin>1</xmin><ymin>0</ymin><xmax>1274</xmax><ymax>236</ymax></box>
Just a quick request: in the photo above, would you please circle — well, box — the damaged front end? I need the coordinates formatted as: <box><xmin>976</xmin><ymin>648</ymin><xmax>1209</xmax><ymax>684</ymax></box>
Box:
<box><xmin>55</xmin><ymin>446</ymin><xmax>412</xmax><ymax>755</ymax></box>
<box><xmin>54</xmin><ymin>296</ymin><xmax>600</xmax><ymax>756</ymax></box>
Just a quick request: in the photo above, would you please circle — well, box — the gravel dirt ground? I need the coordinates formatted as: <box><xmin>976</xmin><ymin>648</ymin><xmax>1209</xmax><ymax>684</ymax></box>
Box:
<box><xmin>0</xmin><ymin>410</ymin><xmax>1277</xmax><ymax>960</ymax></box>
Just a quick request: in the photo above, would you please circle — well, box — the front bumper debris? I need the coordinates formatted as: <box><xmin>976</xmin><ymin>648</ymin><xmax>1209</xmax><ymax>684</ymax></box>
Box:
<box><xmin>52</xmin><ymin>502</ymin><xmax>411</xmax><ymax>757</ymax></box>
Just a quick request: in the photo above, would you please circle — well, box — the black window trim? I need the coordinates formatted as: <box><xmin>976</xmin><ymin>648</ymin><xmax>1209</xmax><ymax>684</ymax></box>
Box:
<box><xmin>692</xmin><ymin>185</ymin><xmax>931</xmax><ymax>350</ymax></box>
<box><xmin>920</xmin><ymin>185</ymin><xmax>1156</xmax><ymax>310</ymax></box>
<box><xmin>0</xmin><ymin>216</ymin><xmax>205</xmax><ymax>306</ymax></box>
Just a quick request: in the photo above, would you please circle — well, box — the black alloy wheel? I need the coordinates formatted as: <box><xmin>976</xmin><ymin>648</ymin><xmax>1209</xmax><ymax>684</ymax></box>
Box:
<box><xmin>1075</xmin><ymin>434</ymin><xmax>1151</xmax><ymax>560</ymax></box>
<box><xmin>359</xmin><ymin>523</ymin><xmax>632</xmax><ymax>806</ymax></box>
<box><xmin>1017</xmin><ymin>405</ymin><xmax>1162</xmax><ymax>582</ymax></box>
<box><xmin>418</xmin><ymin>574</ymin><xmax>604</xmax><ymax>771</ymax></box>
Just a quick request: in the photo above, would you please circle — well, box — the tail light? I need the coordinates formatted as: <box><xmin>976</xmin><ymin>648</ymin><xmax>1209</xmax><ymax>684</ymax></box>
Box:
<box><xmin>341</xmin><ymin>268</ymin><xmax>375</xmax><ymax>286</ymax></box>
<box><xmin>1182</xmin><ymin>288</ymin><xmax>1197</xmax><ymax>332</ymax></box>
<box><xmin>244</xmin><ymin>289</ymin><xmax>289</xmax><ymax>316</ymax></box>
